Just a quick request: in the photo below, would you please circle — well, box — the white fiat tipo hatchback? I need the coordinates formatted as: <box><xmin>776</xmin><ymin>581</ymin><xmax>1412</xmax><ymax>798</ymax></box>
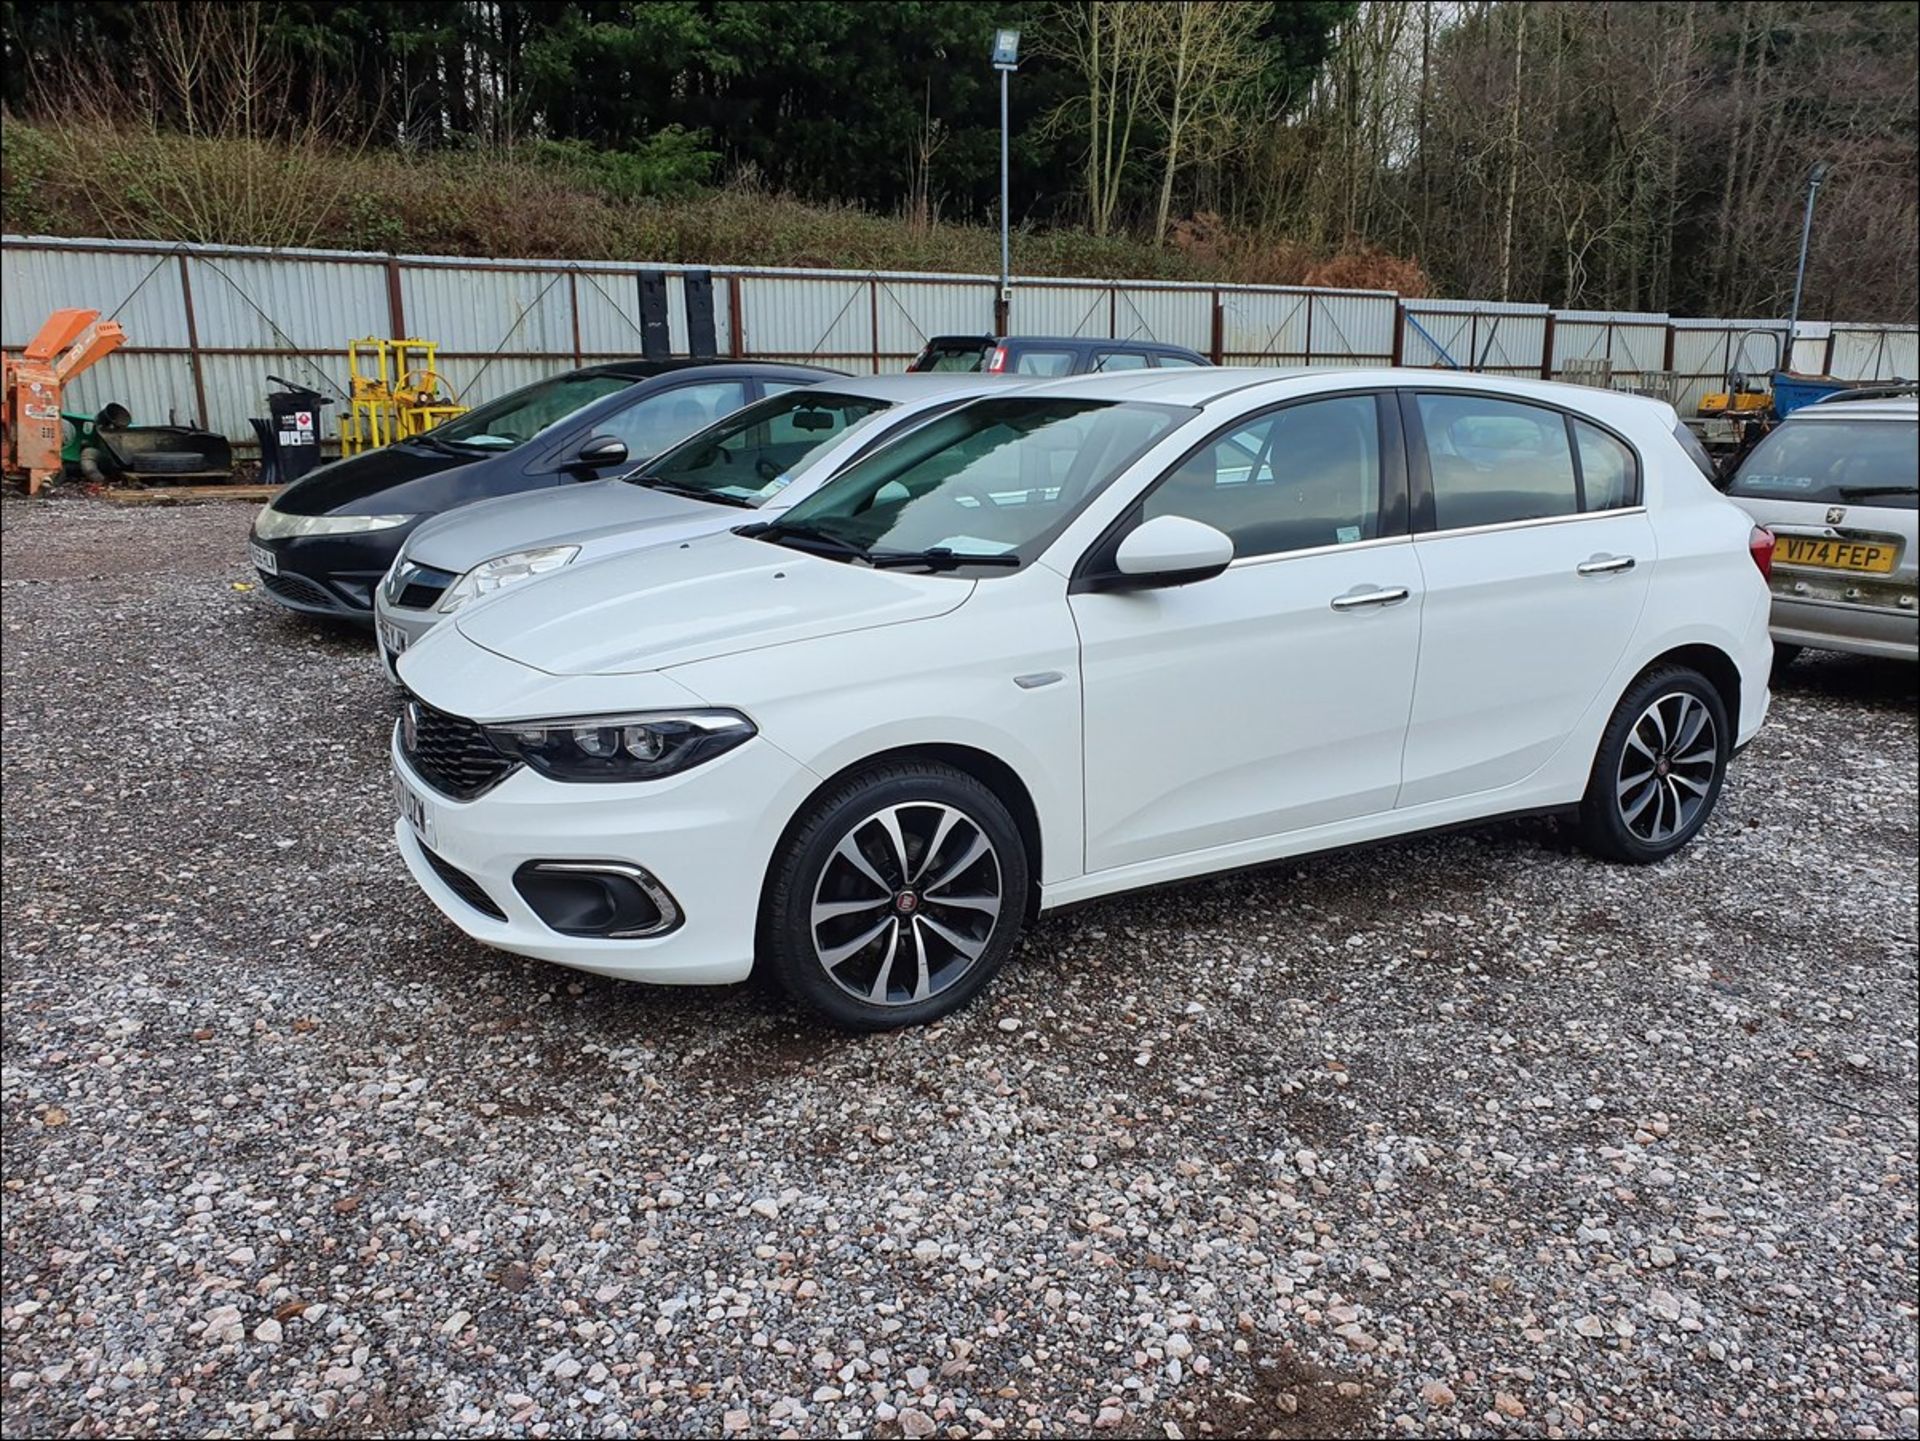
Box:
<box><xmin>390</xmin><ymin>369</ymin><xmax>1774</xmax><ymax>1029</ymax></box>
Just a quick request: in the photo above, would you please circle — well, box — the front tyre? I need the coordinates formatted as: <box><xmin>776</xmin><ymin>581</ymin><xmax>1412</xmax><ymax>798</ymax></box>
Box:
<box><xmin>761</xmin><ymin>763</ymin><xmax>1030</xmax><ymax>1030</ymax></box>
<box><xmin>1578</xmin><ymin>665</ymin><xmax>1730</xmax><ymax>865</ymax></box>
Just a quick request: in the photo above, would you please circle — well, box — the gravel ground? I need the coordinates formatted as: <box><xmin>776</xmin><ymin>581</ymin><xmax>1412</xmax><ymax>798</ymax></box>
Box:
<box><xmin>3</xmin><ymin>494</ymin><xmax>1916</xmax><ymax>1441</ymax></box>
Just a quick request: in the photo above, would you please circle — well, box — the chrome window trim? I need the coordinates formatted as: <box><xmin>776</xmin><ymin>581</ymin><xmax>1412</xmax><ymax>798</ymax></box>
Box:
<box><xmin>1225</xmin><ymin>533</ymin><xmax>1412</xmax><ymax>571</ymax></box>
<box><xmin>1413</xmin><ymin>505</ymin><xmax>1648</xmax><ymax>543</ymax></box>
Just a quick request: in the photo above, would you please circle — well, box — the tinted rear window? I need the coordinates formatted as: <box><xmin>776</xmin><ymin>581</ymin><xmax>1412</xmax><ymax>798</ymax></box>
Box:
<box><xmin>1671</xmin><ymin>423</ymin><xmax>1719</xmax><ymax>484</ymax></box>
<box><xmin>912</xmin><ymin>341</ymin><xmax>991</xmax><ymax>373</ymax></box>
<box><xmin>1728</xmin><ymin>418</ymin><xmax>1919</xmax><ymax>509</ymax></box>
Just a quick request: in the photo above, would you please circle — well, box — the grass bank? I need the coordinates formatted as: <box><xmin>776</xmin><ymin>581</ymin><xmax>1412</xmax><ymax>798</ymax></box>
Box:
<box><xmin>1</xmin><ymin>120</ymin><xmax>1428</xmax><ymax>291</ymax></box>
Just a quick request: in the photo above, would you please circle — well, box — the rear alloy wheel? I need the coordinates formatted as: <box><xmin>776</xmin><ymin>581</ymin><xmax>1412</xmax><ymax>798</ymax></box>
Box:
<box><xmin>1578</xmin><ymin>666</ymin><xmax>1730</xmax><ymax>864</ymax></box>
<box><xmin>762</xmin><ymin>763</ymin><xmax>1028</xmax><ymax>1030</ymax></box>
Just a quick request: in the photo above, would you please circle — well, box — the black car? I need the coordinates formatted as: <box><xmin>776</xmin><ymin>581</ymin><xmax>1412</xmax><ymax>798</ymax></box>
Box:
<box><xmin>248</xmin><ymin>359</ymin><xmax>836</xmax><ymax>620</ymax></box>
<box><xmin>908</xmin><ymin>334</ymin><xmax>1212</xmax><ymax>375</ymax></box>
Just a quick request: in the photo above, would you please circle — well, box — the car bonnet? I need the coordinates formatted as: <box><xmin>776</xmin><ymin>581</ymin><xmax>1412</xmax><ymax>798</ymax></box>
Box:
<box><xmin>404</xmin><ymin>478</ymin><xmax>716</xmax><ymax>570</ymax></box>
<box><xmin>452</xmin><ymin>528</ymin><xmax>971</xmax><ymax>676</ymax></box>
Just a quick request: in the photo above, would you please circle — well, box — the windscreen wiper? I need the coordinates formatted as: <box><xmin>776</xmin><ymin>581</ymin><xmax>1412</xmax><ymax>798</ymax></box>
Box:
<box><xmin>1836</xmin><ymin>484</ymin><xmax>1919</xmax><ymax>499</ymax></box>
<box><xmin>633</xmin><ymin>476</ymin><xmax>755</xmax><ymax>508</ymax></box>
<box><xmin>866</xmin><ymin>547</ymin><xmax>1020</xmax><ymax>571</ymax></box>
<box><xmin>736</xmin><ymin>520</ymin><xmax>872</xmax><ymax>560</ymax></box>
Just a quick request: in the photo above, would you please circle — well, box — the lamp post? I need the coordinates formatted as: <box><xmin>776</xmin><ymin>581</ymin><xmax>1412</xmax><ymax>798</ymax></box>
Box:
<box><xmin>1786</xmin><ymin>159</ymin><xmax>1831</xmax><ymax>364</ymax></box>
<box><xmin>992</xmin><ymin>28</ymin><xmax>1021</xmax><ymax>334</ymax></box>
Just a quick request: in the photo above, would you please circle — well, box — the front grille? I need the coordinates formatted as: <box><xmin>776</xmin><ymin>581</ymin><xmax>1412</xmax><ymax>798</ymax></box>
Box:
<box><xmin>262</xmin><ymin>570</ymin><xmax>335</xmax><ymax>609</ymax></box>
<box><xmin>402</xmin><ymin>695</ymin><xmax>519</xmax><ymax>799</ymax></box>
<box><xmin>421</xmin><ymin>846</ymin><xmax>507</xmax><ymax>920</ymax></box>
<box><xmin>389</xmin><ymin>561</ymin><xmax>458</xmax><ymax>612</ymax></box>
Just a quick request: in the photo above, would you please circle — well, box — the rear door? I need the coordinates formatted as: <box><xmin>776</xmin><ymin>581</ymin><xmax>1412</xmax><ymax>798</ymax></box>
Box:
<box><xmin>1397</xmin><ymin>390</ymin><xmax>1655</xmax><ymax>808</ymax></box>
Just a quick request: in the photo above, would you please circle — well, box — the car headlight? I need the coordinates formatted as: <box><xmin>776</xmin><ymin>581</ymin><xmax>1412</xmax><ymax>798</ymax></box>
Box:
<box><xmin>485</xmin><ymin>709</ymin><xmax>755</xmax><ymax>782</ymax></box>
<box><xmin>437</xmin><ymin>545</ymin><xmax>579</xmax><ymax>613</ymax></box>
<box><xmin>253</xmin><ymin>505</ymin><xmax>414</xmax><ymax>540</ymax></box>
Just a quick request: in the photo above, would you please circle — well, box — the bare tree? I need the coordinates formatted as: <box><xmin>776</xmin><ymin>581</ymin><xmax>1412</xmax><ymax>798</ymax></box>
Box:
<box><xmin>1143</xmin><ymin>1</ymin><xmax>1267</xmax><ymax>245</ymax></box>
<box><xmin>37</xmin><ymin>1</ymin><xmax>368</xmax><ymax>248</ymax></box>
<box><xmin>1039</xmin><ymin>1</ymin><xmax>1163</xmax><ymax>236</ymax></box>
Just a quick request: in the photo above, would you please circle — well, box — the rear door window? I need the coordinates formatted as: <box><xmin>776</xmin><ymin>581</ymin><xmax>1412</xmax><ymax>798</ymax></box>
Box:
<box><xmin>1153</xmin><ymin>354</ymin><xmax>1208</xmax><ymax>369</ymax></box>
<box><xmin>1417</xmin><ymin>394</ymin><xmax>1579</xmax><ymax>529</ymax></box>
<box><xmin>1091</xmin><ymin>350</ymin><xmax>1152</xmax><ymax>372</ymax></box>
<box><xmin>1728</xmin><ymin>418</ymin><xmax>1919</xmax><ymax>510</ymax></box>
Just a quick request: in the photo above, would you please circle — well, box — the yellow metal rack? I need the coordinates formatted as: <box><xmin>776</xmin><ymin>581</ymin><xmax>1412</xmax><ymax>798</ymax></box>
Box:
<box><xmin>339</xmin><ymin>338</ymin><xmax>466</xmax><ymax>455</ymax></box>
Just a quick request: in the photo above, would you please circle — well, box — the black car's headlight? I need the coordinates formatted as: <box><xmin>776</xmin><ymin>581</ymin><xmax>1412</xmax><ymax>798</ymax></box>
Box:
<box><xmin>485</xmin><ymin>709</ymin><xmax>755</xmax><ymax>782</ymax></box>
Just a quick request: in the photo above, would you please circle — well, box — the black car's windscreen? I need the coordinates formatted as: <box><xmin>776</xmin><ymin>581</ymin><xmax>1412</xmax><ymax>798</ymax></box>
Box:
<box><xmin>628</xmin><ymin>390</ymin><xmax>891</xmax><ymax>505</ymax></box>
<box><xmin>429</xmin><ymin>372</ymin><xmax>637</xmax><ymax>450</ymax></box>
<box><xmin>1728</xmin><ymin>418</ymin><xmax>1919</xmax><ymax>509</ymax></box>
<box><xmin>767</xmin><ymin>398</ymin><xmax>1193</xmax><ymax>570</ymax></box>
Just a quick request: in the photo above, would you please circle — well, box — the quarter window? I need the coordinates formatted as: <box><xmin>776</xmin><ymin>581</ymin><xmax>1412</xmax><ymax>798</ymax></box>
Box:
<box><xmin>1141</xmin><ymin>394</ymin><xmax>1383</xmax><ymax>559</ymax></box>
<box><xmin>1418</xmin><ymin>393</ymin><xmax>1579</xmax><ymax>529</ymax></box>
<box><xmin>1574</xmin><ymin>420</ymin><xmax>1638</xmax><ymax>510</ymax></box>
<box><xmin>1011</xmin><ymin>349</ymin><xmax>1076</xmax><ymax>376</ymax></box>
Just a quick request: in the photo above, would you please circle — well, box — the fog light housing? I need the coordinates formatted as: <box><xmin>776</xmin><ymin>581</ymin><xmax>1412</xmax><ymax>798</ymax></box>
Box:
<box><xmin>514</xmin><ymin>861</ymin><xmax>682</xmax><ymax>938</ymax></box>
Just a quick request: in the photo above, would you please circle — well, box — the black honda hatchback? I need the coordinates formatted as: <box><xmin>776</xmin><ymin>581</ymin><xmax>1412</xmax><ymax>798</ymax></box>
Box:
<box><xmin>248</xmin><ymin>359</ymin><xmax>836</xmax><ymax>620</ymax></box>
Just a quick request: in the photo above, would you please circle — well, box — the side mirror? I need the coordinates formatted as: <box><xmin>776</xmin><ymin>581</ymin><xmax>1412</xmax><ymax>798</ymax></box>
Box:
<box><xmin>572</xmin><ymin>435</ymin><xmax>629</xmax><ymax>470</ymax></box>
<box><xmin>1109</xmin><ymin>514</ymin><xmax>1234</xmax><ymax>589</ymax></box>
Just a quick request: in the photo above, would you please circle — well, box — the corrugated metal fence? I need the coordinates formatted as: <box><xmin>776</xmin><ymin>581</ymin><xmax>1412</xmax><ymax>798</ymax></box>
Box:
<box><xmin>3</xmin><ymin>233</ymin><xmax>1915</xmax><ymax>444</ymax></box>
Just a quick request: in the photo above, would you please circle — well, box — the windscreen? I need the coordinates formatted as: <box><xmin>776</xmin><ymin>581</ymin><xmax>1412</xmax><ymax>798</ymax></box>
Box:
<box><xmin>1728</xmin><ymin>418</ymin><xmax>1919</xmax><ymax>509</ymax></box>
<box><xmin>430</xmin><ymin>372</ymin><xmax>636</xmax><ymax>450</ymax></box>
<box><xmin>628</xmin><ymin>390</ymin><xmax>891</xmax><ymax>505</ymax></box>
<box><xmin>766</xmin><ymin>397</ymin><xmax>1191</xmax><ymax>570</ymax></box>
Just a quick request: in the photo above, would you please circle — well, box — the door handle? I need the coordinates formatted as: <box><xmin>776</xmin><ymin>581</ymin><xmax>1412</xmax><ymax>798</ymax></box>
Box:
<box><xmin>1577</xmin><ymin>554</ymin><xmax>1636</xmax><ymax>576</ymax></box>
<box><xmin>1330</xmin><ymin>586</ymin><xmax>1411</xmax><ymax>611</ymax></box>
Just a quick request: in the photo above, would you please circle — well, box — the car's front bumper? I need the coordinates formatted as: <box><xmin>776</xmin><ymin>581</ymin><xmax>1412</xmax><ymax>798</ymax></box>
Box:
<box><xmin>251</xmin><ymin>524</ymin><xmax>419</xmax><ymax>622</ymax></box>
<box><xmin>391</xmin><ymin>727</ymin><xmax>818</xmax><ymax>986</ymax></box>
<box><xmin>1769</xmin><ymin>593</ymin><xmax>1919</xmax><ymax>662</ymax></box>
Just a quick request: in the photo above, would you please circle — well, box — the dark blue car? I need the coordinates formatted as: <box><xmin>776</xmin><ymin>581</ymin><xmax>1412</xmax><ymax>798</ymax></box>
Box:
<box><xmin>909</xmin><ymin>334</ymin><xmax>1211</xmax><ymax>375</ymax></box>
<box><xmin>249</xmin><ymin>359</ymin><xmax>836</xmax><ymax>620</ymax></box>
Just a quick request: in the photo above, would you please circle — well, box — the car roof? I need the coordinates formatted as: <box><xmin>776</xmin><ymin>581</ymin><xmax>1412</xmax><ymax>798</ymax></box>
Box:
<box><xmin>1785</xmin><ymin>397</ymin><xmax>1919</xmax><ymax>422</ymax></box>
<box><xmin>800</xmin><ymin>372</ymin><xmax>1029</xmax><ymax>402</ymax></box>
<box><xmin>1018</xmin><ymin>365</ymin><xmax>1680</xmax><ymax>424</ymax></box>
<box><xmin>576</xmin><ymin>359</ymin><xmax>841</xmax><ymax>383</ymax></box>
<box><xmin>923</xmin><ymin>334</ymin><xmax>1200</xmax><ymax>354</ymax></box>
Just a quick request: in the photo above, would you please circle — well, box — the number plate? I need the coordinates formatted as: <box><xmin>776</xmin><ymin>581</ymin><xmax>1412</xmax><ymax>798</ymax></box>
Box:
<box><xmin>393</xmin><ymin>770</ymin><xmax>434</xmax><ymax>847</ymax></box>
<box><xmin>378</xmin><ymin>618</ymin><xmax>410</xmax><ymax>658</ymax></box>
<box><xmin>248</xmin><ymin>541</ymin><xmax>279</xmax><ymax>576</ymax></box>
<box><xmin>1775</xmin><ymin>535</ymin><xmax>1899</xmax><ymax>573</ymax></box>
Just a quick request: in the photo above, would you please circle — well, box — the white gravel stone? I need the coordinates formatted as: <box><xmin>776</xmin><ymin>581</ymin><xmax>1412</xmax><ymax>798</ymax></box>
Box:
<box><xmin>0</xmin><ymin>498</ymin><xmax>1912</xmax><ymax>1441</ymax></box>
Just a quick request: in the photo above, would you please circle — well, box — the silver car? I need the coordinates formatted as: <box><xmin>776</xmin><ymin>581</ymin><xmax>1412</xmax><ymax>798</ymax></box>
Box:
<box><xmin>374</xmin><ymin>373</ymin><xmax>1014</xmax><ymax>671</ymax></box>
<box><xmin>1725</xmin><ymin>396</ymin><xmax>1918</xmax><ymax>666</ymax></box>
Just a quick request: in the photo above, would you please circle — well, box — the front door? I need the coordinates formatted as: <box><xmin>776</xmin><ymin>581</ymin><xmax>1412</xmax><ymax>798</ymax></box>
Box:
<box><xmin>1071</xmin><ymin>392</ymin><xmax>1421</xmax><ymax>872</ymax></box>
